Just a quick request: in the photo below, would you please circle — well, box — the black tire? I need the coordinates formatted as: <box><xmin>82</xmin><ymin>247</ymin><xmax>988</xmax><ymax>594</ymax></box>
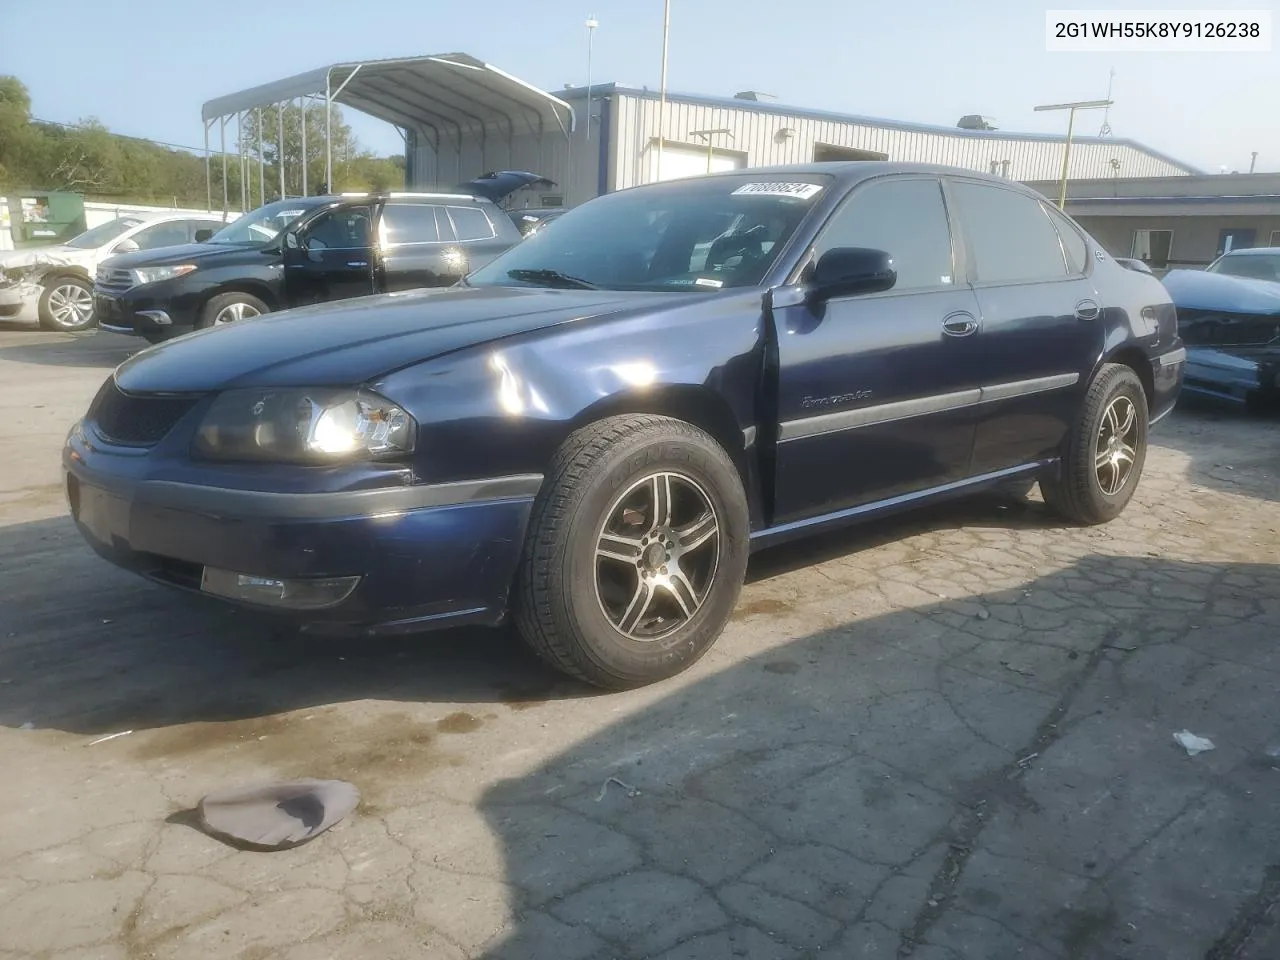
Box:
<box><xmin>1041</xmin><ymin>363</ymin><xmax>1149</xmax><ymax>525</ymax></box>
<box><xmin>514</xmin><ymin>414</ymin><xmax>750</xmax><ymax>689</ymax></box>
<box><xmin>198</xmin><ymin>291</ymin><xmax>269</xmax><ymax>330</ymax></box>
<box><xmin>37</xmin><ymin>276</ymin><xmax>95</xmax><ymax>331</ymax></box>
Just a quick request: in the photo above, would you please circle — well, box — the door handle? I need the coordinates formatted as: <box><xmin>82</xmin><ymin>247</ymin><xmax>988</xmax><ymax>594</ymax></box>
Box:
<box><xmin>941</xmin><ymin>311</ymin><xmax>980</xmax><ymax>337</ymax></box>
<box><xmin>1075</xmin><ymin>299</ymin><xmax>1100</xmax><ymax>321</ymax></box>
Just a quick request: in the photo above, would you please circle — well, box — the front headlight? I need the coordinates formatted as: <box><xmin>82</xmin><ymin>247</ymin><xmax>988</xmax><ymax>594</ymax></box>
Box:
<box><xmin>130</xmin><ymin>264</ymin><xmax>197</xmax><ymax>286</ymax></box>
<box><xmin>193</xmin><ymin>388</ymin><xmax>416</xmax><ymax>463</ymax></box>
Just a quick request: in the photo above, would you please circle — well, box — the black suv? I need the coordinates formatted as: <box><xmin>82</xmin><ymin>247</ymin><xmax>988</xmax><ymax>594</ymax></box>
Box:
<box><xmin>95</xmin><ymin>190</ymin><xmax>524</xmax><ymax>343</ymax></box>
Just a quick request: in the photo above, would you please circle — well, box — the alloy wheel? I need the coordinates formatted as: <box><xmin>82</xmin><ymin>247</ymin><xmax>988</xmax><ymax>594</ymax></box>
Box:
<box><xmin>48</xmin><ymin>284</ymin><xmax>94</xmax><ymax>328</ymax></box>
<box><xmin>1094</xmin><ymin>395</ymin><xmax>1138</xmax><ymax>496</ymax></box>
<box><xmin>593</xmin><ymin>471</ymin><xmax>721</xmax><ymax>641</ymax></box>
<box><xmin>213</xmin><ymin>301</ymin><xmax>261</xmax><ymax>325</ymax></box>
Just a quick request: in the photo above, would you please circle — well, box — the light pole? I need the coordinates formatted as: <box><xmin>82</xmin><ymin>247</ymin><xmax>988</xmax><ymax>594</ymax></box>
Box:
<box><xmin>656</xmin><ymin>0</ymin><xmax>670</xmax><ymax>181</ymax></box>
<box><xmin>584</xmin><ymin>15</ymin><xmax>598</xmax><ymax>149</ymax></box>
<box><xmin>1034</xmin><ymin>98</ymin><xmax>1112</xmax><ymax>209</ymax></box>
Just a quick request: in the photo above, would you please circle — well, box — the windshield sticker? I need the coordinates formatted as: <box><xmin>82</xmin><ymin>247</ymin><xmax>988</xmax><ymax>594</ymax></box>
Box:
<box><xmin>731</xmin><ymin>182</ymin><xmax>823</xmax><ymax>200</ymax></box>
<box><xmin>277</xmin><ymin>209</ymin><xmax>307</xmax><ymax>220</ymax></box>
<box><xmin>694</xmin><ymin>277</ymin><xmax>725</xmax><ymax>288</ymax></box>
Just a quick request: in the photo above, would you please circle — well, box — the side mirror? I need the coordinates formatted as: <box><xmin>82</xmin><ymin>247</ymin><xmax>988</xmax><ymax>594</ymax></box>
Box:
<box><xmin>113</xmin><ymin>238</ymin><xmax>140</xmax><ymax>254</ymax></box>
<box><xmin>806</xmin><ymin>247</ymin><xmax>896</xmax><ymax>301</ymax></box>
<box><xmin>194</xmin><ymin>229</ymin><xmax>213</xmax><ymax>243</ymax></box>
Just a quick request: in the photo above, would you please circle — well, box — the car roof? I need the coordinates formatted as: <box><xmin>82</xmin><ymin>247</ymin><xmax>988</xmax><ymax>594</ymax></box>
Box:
<box><xmin>111</xmin><ymin>210</ymin><xmax>226</xmax><ymax>224</ymax></box>
<box><xmin>1217</xmin><ymin>246</ymin><xmax>1280</xmax><ymax>256</ymax></box>
<box><xmin>630</xmin><ymin>161</ymin><xmax>1044</xmax><ymax>194</ymax></box>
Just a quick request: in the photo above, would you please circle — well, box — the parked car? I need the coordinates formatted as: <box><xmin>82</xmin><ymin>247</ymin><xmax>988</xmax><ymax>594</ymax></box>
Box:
<box><xmin>509</xmin><ymin>208</ymin><xmax>566</xmax><ymax>237</ymax></box>
<box><xmin>94</xmin><ymin>189</ymin><xmax>525</xmax><ymax>343</ymax></box>
<box><xmin>64</xmin><ymin>162</ymin><xmax>1183</xmax><ymax>689</ymax></box>
<box><xmin>0</xmin><ymin>211</ymin><xmax>227</xmax><ymax>331</ymax></box>
<box><xmin>1160</xmin><ymin>256</ymin><xmax>1280</xmax><ymax>410</ymax></box>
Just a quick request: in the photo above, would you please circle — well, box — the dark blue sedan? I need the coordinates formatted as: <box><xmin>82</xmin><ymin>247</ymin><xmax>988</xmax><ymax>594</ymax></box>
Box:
<box><xmin>64</xmin><ymin>162</ymin><xmax>1185</xmax><ymax>688</ymax></box>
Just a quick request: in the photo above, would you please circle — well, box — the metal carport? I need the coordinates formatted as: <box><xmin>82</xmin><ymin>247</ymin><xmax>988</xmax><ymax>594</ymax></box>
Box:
<box><xmin>199</xmin><ymin>53</ymin><xmax>575</xmax><ymax>214</ymax></box>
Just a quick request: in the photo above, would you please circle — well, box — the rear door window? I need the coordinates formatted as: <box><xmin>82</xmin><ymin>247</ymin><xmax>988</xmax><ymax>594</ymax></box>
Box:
<box><xmin>130</xmin><ymin>220</ymin><xmax>192</xmax><ymax>250</ymax></box>
<box><xmin>948</xmin><ymin>181</ymin><xmax>1069</xmax><ymax>283</ymax></box>
<box><xmin>447</xmin><ymin>206</ymin><xmax>496</xmax><ymax>242</ymax></box>
<box><xmin>380</xmin><ymin>203</ymin><xmax>443</xmax><ymax>246</ymax></box>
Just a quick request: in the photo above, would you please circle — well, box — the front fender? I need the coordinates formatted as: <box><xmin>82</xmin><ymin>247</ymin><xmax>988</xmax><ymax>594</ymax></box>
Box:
<box><xmin>373</xmin><ymin>291</ymin><xmax>768</xmax><ymax>491</ymax></box>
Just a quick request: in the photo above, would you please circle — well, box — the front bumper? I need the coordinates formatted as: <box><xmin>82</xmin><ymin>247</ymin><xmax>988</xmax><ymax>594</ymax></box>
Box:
<box><xmin>94</xmin><ymin>287</ymin><xmax>200</xmax><ymax>338</ymax></box>
<box><xmin>0</xmin><ymin>284</ymin><xmax>37</xmax><ymax>319</ymax></box>
<box><xmin>63</xmin><ymin>427</ymin><xmax>540</xmax><ymax>634</ymax></box>
<box><xmin>1182</xmin><ymin>345</ymin><xmax>1280</xmax><ymax>407</ymax></box>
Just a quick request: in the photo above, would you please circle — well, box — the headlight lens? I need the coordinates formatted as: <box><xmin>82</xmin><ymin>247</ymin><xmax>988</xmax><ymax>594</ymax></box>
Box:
<box><xmin>193</xmin><ymin>388</ymin><xmax>416</xmax><ymax>463</ymax></box>
<box><xmin>130</xmin><ymin>264</ymin><xmax>197</xmax><ymax>286</ymax></box>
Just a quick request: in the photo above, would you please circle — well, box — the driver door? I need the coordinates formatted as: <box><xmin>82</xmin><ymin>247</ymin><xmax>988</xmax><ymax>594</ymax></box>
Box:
<box><xmin>770</xmin><ymin>176</ymin><xmax>984</xmax><ymax>525</ymax></box>
<box><xmin>284</xmin><ymin>205</ymin><xmax>376</xmax><ymax>308</ymax></box>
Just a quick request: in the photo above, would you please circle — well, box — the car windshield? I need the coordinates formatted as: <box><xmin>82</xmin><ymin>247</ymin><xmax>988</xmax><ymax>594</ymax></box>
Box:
<box><xmin>207</xmin><ymin>198</ymin><xmax>323</xmax><ymax>245</ymax></box>
<box><xmin>65</xmin><ymin>217</ymin><xmax>144</xmax><ymax>249</ymax></box>
<box><xmin>1207</xmin><ymin>252</ymin><xmax>1280</xmax><ymax>283</ymax></box>
<box><xmin>466</xmin><ymin>175</ymin><xmax>829</xmax><ymax>292</ymax></box>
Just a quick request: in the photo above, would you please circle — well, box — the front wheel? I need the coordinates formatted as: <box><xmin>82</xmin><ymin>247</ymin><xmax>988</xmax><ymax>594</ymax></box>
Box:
<box><xmin>38</xmin><ymin>277</ymin><xmax>95</xmax><ymax>331</ymax></box>
<box><xmin>514</xmin><ymin>414</ymin><xmax>750</xmax><ymax>689</ymax></box>
<box><xmin>199</xmin><ymin>292</ymin><xmax>269</xmax><ymax>330</ymax></box>
<box><xmin>1041</xmin><ymin>363</ymin><xmax>1149</xmax><ymax>525</ymax></box>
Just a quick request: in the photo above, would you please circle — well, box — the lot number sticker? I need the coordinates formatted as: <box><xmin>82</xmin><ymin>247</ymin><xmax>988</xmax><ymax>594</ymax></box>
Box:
<box><xmin>731</xmin><ymin>182</ymin><xmax>823</xmax><ymax>200</ymax></box>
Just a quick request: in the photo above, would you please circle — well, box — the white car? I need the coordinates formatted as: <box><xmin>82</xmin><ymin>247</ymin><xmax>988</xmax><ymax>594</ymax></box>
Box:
<box><xmin>0</xmin><ymin>211</ymin><xmax>228</xmax><ymax>331</ymax></box>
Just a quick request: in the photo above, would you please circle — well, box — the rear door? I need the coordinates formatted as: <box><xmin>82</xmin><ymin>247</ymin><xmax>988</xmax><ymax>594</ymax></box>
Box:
<box><xmin>944</xmin><ymin>178</ymin><xmax>1104</xmax><ymax>474</ymax></box>
<box><xmin>284</xmin><ymin>205</ymin><xmax>376</xmax><ymax>307</ymax></box>
<box><xmin>376</xmin><ymin>201</ymin><xmax>457</xmax><ymax>292</ymax></box>
<box><xmin>771</xmin><ymin>175</ymin><xmax>985</xmax><ymax>524</ymax></box>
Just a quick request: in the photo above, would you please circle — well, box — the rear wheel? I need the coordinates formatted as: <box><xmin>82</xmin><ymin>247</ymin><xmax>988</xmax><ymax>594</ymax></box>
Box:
<box><xmin>38</xmin><ymin>276</ymin><xmax>95</xmax><ymax>331</ymax></box>
<box><xmin>1041</xmin><ymin>363</ymin><xmax>1148</xmax><ymax>525</ymax></box>
<box><xmin>199</xmin><ymin>292</ymin><xmax>269</xmax><ymax>330</ymax></box>
<box><xmin>514</xmin><ymin>414</ymin><xmax>750</xmax><ymax>689</ymax></box>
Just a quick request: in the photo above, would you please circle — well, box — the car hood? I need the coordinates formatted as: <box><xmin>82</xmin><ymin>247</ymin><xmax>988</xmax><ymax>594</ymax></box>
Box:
<box><xmin>114</xmin><ymin>284</ymin><xmax>700</xmax><ymax>393</ymax></box>
<box><xmin>0</xmin><ymin>244</ymin><xmax>95</xmax><ymax>273</ymax></box>
<box><xmin>1162</xmin><ymin>268</ymin><xmax>1280</xmax><ymax>316</ymax></box>
<box><xmin>101</xmin><ymin>242</ymin><xmax>252</xmax><ymax>270</ymax></box>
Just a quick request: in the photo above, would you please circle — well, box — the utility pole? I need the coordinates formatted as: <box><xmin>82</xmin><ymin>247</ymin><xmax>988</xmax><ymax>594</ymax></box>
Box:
<box><xmin>1034</xmin><ymin>99</ymin><xmax>1112</xmax><ymax>209</ymax></box>
<box><xmin>656</xmin><ymin>0</ymin><xmax>670</xmax><ymax>181</ymax></box>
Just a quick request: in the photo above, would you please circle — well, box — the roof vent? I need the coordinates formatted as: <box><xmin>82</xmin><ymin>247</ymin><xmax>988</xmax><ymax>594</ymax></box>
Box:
<box><xmin>734</xmin><ymin>90</ymin><xmax>777</xmax><ymax>102</ymax></box>
<box><xmin>957</xmin><ymin>114</ymin><xmax>998</xmax><ymax>131</ymax></box>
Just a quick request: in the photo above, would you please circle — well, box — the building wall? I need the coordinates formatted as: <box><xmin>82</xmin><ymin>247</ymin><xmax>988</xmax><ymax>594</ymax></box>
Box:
<box><xmin>1075</xmin><ymin>214</ymin><xmax>1280</xmax><ymax>269</ymax></box>
<box><xmin>404</xmin><ymin>120</ymin><xmax>602</xmax><ymax>209</ymax></box>
<box><xmin>608</xmin><ymin>92</ymin><xmax>1192</xmax><ymax>191</ymax></box>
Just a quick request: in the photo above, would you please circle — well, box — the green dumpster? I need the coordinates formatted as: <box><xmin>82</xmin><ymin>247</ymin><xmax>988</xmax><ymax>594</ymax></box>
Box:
<box><xmin>4</xmin><ymin>191</ymin><xmax>88</xmax><ymax>249</ymax></box>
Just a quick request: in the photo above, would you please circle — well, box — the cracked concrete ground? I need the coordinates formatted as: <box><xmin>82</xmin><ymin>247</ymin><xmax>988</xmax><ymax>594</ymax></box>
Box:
<box><xmin>1</xmin><ymin>326</ymin><xmax>1278</xmax><ymax>960</ymax></box>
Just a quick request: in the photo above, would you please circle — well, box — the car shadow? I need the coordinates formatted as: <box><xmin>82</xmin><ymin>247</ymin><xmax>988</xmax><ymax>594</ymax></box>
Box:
<box><xmin>0</xmin><ymin>329</ymin><xmax>140</xmax><ymax>368</ymax></box>
<box><xmin>1155</xmin><ymin>402</ymin><xmax>1280</xmax><ymax>504</ymax></box>
<box><xmin>0</xmin><ymin>490</ymin><xmax>1056</xmax><ymax>737</ymax></box>
<box><xmin>470</xmin><ymin>553</ymin><xmax>1280</xmax><ymax>959</ymax></box>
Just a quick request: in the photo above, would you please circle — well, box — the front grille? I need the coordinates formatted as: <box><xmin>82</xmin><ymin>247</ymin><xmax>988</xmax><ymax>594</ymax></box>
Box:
<box><xmin>88</xmin><ymin>378</ymin><xmax>202</xmax><ymax>447</ymax></box>
<box><xmin>94</xmin><ymin>267</ymin><xmax>135</xmax><ymax>296</ymax></box>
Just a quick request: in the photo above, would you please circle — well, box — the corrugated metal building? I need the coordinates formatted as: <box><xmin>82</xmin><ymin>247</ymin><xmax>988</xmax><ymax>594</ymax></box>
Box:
<box><xmin>407</xmin><ymin>82</ymin><xmax>1199</xmax><ymax>208</ymax></box>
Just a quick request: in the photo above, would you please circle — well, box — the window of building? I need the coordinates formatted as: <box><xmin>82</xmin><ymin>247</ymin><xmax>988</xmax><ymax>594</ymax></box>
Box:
<box><xmin>1131</xmin><ymin>229</ymin><xmax>1173</xmax><ymax>268</ymax></box>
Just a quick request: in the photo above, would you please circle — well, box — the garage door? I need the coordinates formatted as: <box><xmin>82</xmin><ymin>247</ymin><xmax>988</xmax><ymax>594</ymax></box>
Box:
<box><xmin>649</xmin><ymin>144</ymin><xmax>744</xmax><ymax>182</ymax></box>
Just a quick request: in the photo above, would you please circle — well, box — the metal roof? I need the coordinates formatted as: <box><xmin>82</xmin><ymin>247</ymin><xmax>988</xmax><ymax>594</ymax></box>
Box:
<box><xmin>557</xmin><ymin>82</ymin><xmax>1201</xmax><ymax>175</ymax></box>
<box><xmin>201</xmin><ymin>53</ymin><xmax>575</xmax><ymax>140</ymax></box>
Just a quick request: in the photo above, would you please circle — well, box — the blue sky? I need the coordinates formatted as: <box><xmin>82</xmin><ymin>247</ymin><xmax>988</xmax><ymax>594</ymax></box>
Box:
<box><xmin>2</xmin><ymin>0</ymin><xmax>1276</xmax><ymax>173</ymax></box>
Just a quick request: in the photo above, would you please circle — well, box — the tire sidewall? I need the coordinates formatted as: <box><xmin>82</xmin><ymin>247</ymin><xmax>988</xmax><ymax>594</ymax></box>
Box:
<box><xmin>1082</xmin><ymin>368</ymin><xmax>1149</xmax><ymax>517</ymax></box>
<box><xmin>556</xmin><ymin>432</ymin><xmax>749</xmax><ymax>683</ymax></box>
<box><xmin>39</xmin><ymin>276</ymin><xmax>95</xmax><ymax>331</ymax></box>
<box><xmin>200</xmin><ymin>292</ymin><xmax>268</xmax><ymax>329</ymax></box>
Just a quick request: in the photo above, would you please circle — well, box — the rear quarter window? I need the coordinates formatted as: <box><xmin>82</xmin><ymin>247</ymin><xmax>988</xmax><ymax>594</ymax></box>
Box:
<box><xmin>447</xmin><ymin>206</ymin><xmax>496</xmax><ymax>242</ymax></box>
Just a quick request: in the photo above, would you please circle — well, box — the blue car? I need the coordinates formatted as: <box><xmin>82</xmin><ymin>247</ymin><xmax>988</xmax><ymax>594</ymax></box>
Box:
<box><xmin>1160</xmin><ymin>249</ymin><xmax>1280</xmax><ymax>410</ymax></box>
<box><xmin>64</xmin><ymin>162</ymin><xmax>1184</xmax><ymax>688</ymax></box>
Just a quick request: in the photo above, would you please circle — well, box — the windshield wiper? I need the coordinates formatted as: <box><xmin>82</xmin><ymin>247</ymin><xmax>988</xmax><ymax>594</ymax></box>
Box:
<box><xmin>506</xmin><ymin>268</ymin><xmax>598</xmax><ymax>289</ymax></box>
